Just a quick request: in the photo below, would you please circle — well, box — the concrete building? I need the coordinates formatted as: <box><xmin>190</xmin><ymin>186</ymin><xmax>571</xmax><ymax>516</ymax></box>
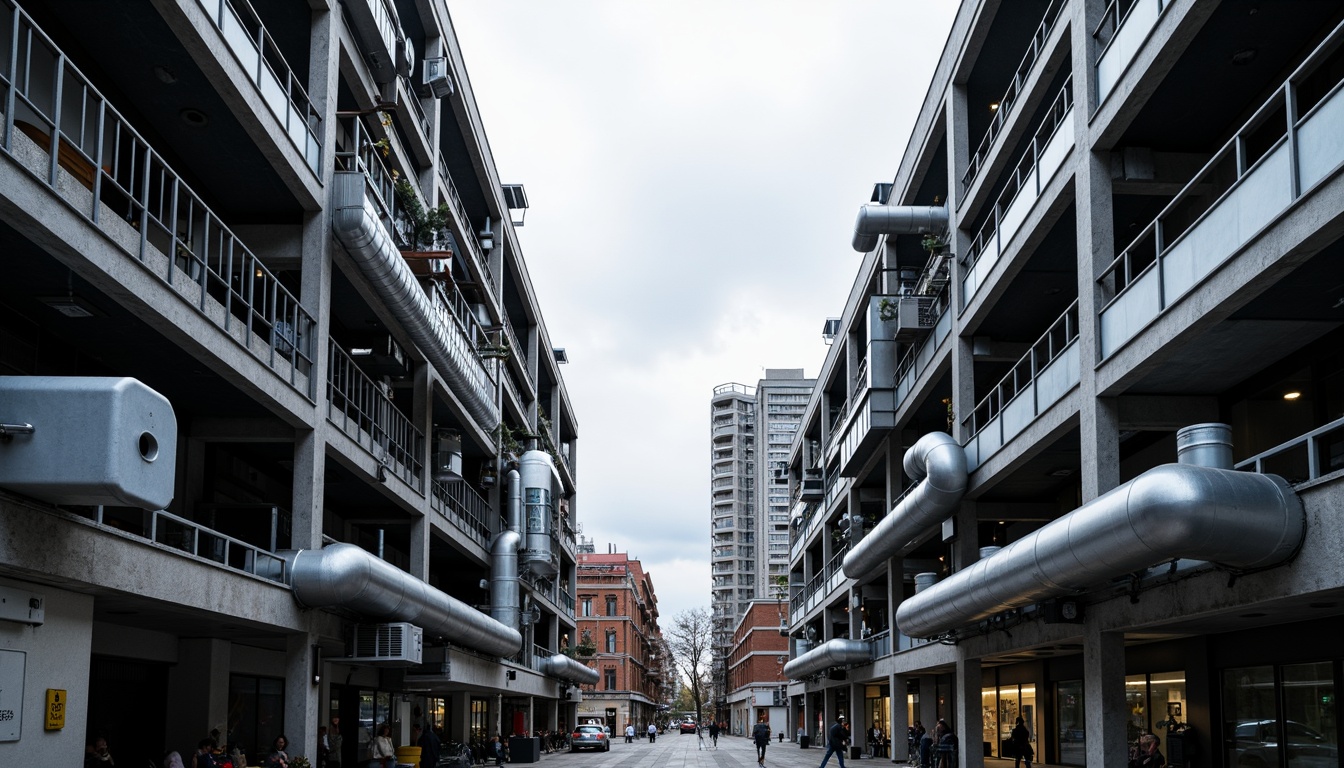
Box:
<box><xmin>784</xmin><ymin>2</ymin><xmax>1344</xmax><ymax>767</ymax></box>
<box><xmin>0</xmin><ymin>0</ymin><xmax>591</xmax><ymax>765</ymax></box>
<box><xmin>574</xmin><ymin>550</ymin><xmax>670</xmax><ymax>735</ymax></box>
<box><xmin>725</xmin><ymin>600</ymin><xmax>790</xmax><ymax>738</ymax></box>
<box><xmin>711</xmin><ymin>370</ymin><xmax>815</xmax><ymax>718</ymax></box>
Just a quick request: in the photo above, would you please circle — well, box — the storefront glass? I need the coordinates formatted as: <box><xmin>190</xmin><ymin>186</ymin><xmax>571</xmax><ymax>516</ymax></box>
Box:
<box><xmin>981</xmin><ymin>683</ymin><xmax>1036</xmax><ymax>758</ymax></box>
<box><xmin>1224</xmin><ymin>665</ymin><xmax>1275</xmax><ymax>768</ymax></box>
<box><xmin>1056</xmin><ymin>680</ymin><xmax>1085</xmax><ymax>766</ymax></box>
<box><xmin>864</xmin><ymin>684</ymin><xmax>890</xmax><ymax>756</ymax></box>
<box><xmin>1149</xmin><ymin>672</ymin><xmax>1187</xmax><ymax>730</ymax></box>
<box><xmin>981</xmin><ymin>686</ymin><xmax>997</xmax><ymax>757</ymax></box>
<box><xmin>1283</xmin><ymin>661</ymin><xmax>1336</xmax><ymax>768</ymax></box>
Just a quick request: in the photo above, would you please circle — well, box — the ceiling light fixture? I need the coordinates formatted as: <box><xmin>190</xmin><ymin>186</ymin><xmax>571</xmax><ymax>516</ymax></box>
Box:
<box><xmin>1283</xmin><ymin>391</ymin><xmax>1302</xmax><ymax>401</ymax></box>
<box><xmin>180</xmin><ymin>107</ymin><xmax>209</xmax><ymax>128</ymax></box>
<box><xmin>989</xmin><ymin>101</ymin><xmax>1000</xmax><ymax>111</ymax></box>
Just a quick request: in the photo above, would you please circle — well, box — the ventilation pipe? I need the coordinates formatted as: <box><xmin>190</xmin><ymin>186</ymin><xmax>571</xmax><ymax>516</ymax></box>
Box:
<box><xmin>287</xmin><ymin>543</ymin><xmax>522</xmax><ymax>657</ymax></box>
<box><xmin>490</xmin><ymin>469</ymin><xmax>523</xmax><ymax>630</ymax></box>
<box><xmin>852</xmin><ymin>204</ymin><xmax>948</xmax><ymax>253</ymax></box>
<box><xmin>842</xmin><ymin>432</ymin><xmax>968</xmax><ymax>579</ymax></box>
<box><xmin>896</xmin><ymin>426</ymin><xmax>1304</xmax><ymax>638</ymax></box>
<box><xmin>331</xmin><ymin>173</ymin><xmax>499</xmax><ymax>429</ymax></box>
<box><xmin>540</xmin><ymin>654</ymin><xmax>600</xmax><ymax>685</ymax></box>
<box><xmin>783</xmin><ymin>638</ymin><xmax>871</xmax><ymax>680</ymax></box>
<box><xmin>519</xmin><ymin>450</ymin><xmax>559</xmax><ymax>577</ymax></box>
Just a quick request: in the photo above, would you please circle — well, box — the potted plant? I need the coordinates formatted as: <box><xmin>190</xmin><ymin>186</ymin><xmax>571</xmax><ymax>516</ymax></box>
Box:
<box><xmin>393</xmin><ymin>178</ymin><xmax>454</xmax><ymax>253</ymax></box>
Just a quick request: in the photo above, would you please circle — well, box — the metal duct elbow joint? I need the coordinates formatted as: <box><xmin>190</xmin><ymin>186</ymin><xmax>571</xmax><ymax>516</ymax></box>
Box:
<box><xmin>783</xmin><ymin>638</ymin><xmax>871</xmax><ymax>680</ymax></box>
<box><xmin>852</xmin><ymin>204</ymin><xmax>948</xmax><ymax>253</ymax></box>
<box><xmin>540</xmin><ymin>654</ymin><xmax>599</xmax><ymax>685</ymax></box>
<box><xmin>287</xmin><ymin>543</ymin><xmax>522</xmax><ymax>657</ymax></box>
<box><xmin>895</xmin><ymin>464</ymin><xmax>1305</xmax><ymax>638</ymax></box>
<box><xmin>490</xmin><ymin>469</ymin><xmax>523</xmax><ymax>629</ymax></box>
<box><xmin>843</xmin><ymin>432</ymin><xmax>968</xmax><ymax>579</ymax></box>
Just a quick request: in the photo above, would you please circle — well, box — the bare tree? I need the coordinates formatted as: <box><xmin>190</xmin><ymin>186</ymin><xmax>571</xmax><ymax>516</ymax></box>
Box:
<box><xmin>666</xmin><ymin>607</ymin><xmax>714</xmax><ymax>725</ymax></box>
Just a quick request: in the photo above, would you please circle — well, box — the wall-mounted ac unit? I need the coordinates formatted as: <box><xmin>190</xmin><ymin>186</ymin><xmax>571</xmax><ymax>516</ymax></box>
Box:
<box><xmin>888</xmin><ymin>296</ymin><xmax>936</xmax><ymax>342</ymax></box>
<box><xmin>422</xmin><ymin>57</ymin><xmax>453</xmax><ymax>99</ymax></box>
<box><xmin>347</xmin><ymin>622</ymin><xmax>423</xmax><ymax>666</ymax></box>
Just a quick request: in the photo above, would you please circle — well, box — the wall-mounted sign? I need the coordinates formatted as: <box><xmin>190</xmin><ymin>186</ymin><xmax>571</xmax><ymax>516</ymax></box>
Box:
<box><xmin>0</xmin><ymin>650</ymin><xmax>25</xmax><ymax>741</ymax></box>
<box><xmin>46</xmin><ymin>689</ymin><xmax>66</xmax><ymax>730</ymax></box>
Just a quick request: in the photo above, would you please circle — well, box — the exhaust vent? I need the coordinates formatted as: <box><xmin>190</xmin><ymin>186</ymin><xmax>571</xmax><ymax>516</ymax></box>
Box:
<box><xmin>348</xmin><ymin>622</ymin><xmax>424</xmax><ymax>665</ymax></box>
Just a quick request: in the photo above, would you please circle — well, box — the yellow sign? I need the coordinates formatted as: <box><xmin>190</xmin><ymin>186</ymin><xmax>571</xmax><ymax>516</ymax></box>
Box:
<box><xmin>45</xmin><ymin>689</ymin><xmax>65</xmax><ymax>730</ymax></box>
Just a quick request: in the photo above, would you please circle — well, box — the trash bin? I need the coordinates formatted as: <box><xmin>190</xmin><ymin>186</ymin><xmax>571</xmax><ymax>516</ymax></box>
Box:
<box><xmin>396</xmin><ymin>745</ymin><xmax>422</xmax><ymax>768</ymax></box>
<box><xmin>850</xmin><ymin>746</ymin><xmax>863</xmax><ymax>759</ymax></box>
<box><xmin>508</xmin><ymin>736</ymin><xmax>540</xmax><ymax>764</ymax></box>
<box><xmin>799</xmin><ymin>735</ymin><xmax>811</xmax><ymax>749</ymax></box>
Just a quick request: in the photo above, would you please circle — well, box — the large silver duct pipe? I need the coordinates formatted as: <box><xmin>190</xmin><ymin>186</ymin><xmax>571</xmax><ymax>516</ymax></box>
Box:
<box><xmin>842</xmin><ymin>432</ymin><xmax>967</xmax><ymax>579</ymax></box>
<box><xmin>852</xmin><ymin>204</ymin><xmax>948</xmax><ymax>253</ymax></box>
<box><xmin>540</xmin><ymin>654</ymin><xmax>600</xmax><ymax>685</ymax></box>
<box><xmin>490</xmin><ymin>469</ymin><xmax>523</xmax><ymax>630</ymax></box>
<box><xmin>331</xmin><ymin>173</ymin><xmax>499</xmax><ymax>429</ymax></box>
<box><xmin>519</xmin><ymin>450</ymin><xmax>559</xmax><ymax>577</ymax></box>
<box><xmin>287</xmin><ymin>543</ymin><xmax>523</xmax><ymax>657</ymax></box>
<box><xmin>896</xmin><ymin>464</ymin><xmax>1305</xmax><ymax>638</ymax></box>
<box><xmin>783</xmin><ymin>638</ymin><xmax>871</xmax><ymax>680</ymax></box>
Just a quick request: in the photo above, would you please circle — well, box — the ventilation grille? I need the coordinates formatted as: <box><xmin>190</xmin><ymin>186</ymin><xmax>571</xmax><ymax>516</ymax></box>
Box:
<box><xmin>347</xmin><ymin>622</ymin><xmax>424</xmax><ymax>666</ymax></box>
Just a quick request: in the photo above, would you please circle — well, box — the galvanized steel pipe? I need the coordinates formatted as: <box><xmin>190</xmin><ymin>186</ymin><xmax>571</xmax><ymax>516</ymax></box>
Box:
<box><xmin>852</xmin><ymin>204</ymin><xmax>948</xmax><ymax>252</ymax></box>
<box><xmin>540</xmin><ymin>653</ymin><xmax>600</xmax><ymax>685</ymax></box>
<box><xmin>895</xmin><ymin>464</ymin><xmax>1305</xmax><ymax>638</ymax></box>
<box><xmin>490</xmin><ymin>469</ymin><xmax>523</xmax><ymax>630</ymax></box>
<box><xmin>783</xmin><ymin>638</ymin><xmax>871</xmax><ymax>679</ymax></box>
<box><xmin>287</xmin><ymin>542</ymin><xmax>522</xmax><ymax>657</ymax></box>
<box><xmin>842</xmin><ymin>432</ymin><xmax>968</xmax><ymax>579</ymax></box>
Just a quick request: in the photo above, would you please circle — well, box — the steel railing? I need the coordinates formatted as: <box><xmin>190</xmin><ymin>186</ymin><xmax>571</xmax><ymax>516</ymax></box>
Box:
<box><xmin>0</xmin><ymin>0</ymin><xmax>317</xmax><ymax>397</ymax></box>
<box><xmin>1235</xmin><ymin>416</ymin><xmax>1344</xmax><ymax>484</ymax></box>
<box><xmin>430</xmin><ymin>477</ymin><xmax>492</xmax><ymax>548</ymax></box>
<box><xmin>435</xmin><ymin>153</ymin><xmax>496</xmax><ymax>294</ymax></box>
<box><xmin>327</xmin><ymin>340</ymin><xmax>425</xmax><ymax>490</ymax></box>
<box><xmin>80</xmin><ymin>506</ymin><xmax>288</xmax><ymax>584</ymax></box>
<box><xmin>965</xmin><ymin>302</ymin><xmax>1079</xmax><ymax>438</ymax></box>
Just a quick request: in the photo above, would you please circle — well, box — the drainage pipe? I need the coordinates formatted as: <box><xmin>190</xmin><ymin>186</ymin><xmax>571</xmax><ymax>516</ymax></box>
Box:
<box><xmin>895</xmin><ymin>464</ymin><xmax>1305</xmax><ymax>638</ymax></box>
<box><xmin>842</xmin><ymin>432</ymin><xmax>968</xmax><ymax>579</ymax></box>
<box><xmin>540</xmin><ymin>654</ymin><xmax>600</xmax><ymax>685</ymax></box>
<box><xmin>852</xmin><ymin>204</ymin><xmax>948</xmax><ymax>253</ymax></box>
<box><xmin>490</xmin><ymin>469</ymin><xmax>523</xmax><ymax>630</ymax></box>
<box><xmin>331</xmin><ymin>172</ymin><xmax>499</xmax><ymax>428</ymax></box>
<box><xmin>287</xmin><ymin>542</ymin><xmax>522</xmax><ymax>657</ymax></box>
<box><xmin>783</xmin><ymin>638</ymin><xmax>871</xmax><ymax>679</ymax></box>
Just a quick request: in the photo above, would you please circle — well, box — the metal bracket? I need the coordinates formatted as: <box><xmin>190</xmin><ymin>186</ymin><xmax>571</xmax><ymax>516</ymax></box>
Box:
<box><xmin>0</xmin><ymin>422</ymin><xmax>35</xmax><ymax>441</ymax></box>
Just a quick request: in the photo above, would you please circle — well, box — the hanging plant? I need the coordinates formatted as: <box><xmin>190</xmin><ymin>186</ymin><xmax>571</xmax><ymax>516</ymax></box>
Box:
<box><xmin>393</xmin><ymin>178</ymin><xmax>453</xmax><ymax>251</ymax></box>
<box><xmin>921</xmin><ymin>234</ymin><xmax>948</xmax><ymax>254</ymax></box>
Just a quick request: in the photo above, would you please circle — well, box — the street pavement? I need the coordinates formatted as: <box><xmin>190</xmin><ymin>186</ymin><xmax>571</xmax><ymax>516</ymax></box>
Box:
<box><xmin>520</xmin><ymin>730</ymin><xmax>911</xmax><ymax>768</ymax></box>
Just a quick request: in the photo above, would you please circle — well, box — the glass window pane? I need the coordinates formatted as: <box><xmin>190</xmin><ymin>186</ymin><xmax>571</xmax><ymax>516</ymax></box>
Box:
<box><xmin>981</xmin><ymin>687</ymin><xmax>997</xmax><ymax>757</ymax></box>
<box><xmin>1126</xmin><ymin>674</ymin><xmax>1149</xmax><ymax>744</ymax></box>
<box><xmin>1283</xmin><ymin>662</ymin><xmax>1337</xmax><ymax>768</ymax></box>
<box><xmin>1150</xmin><ymin>672</ymin><xmax>1187</xmax><ymax>730</ymax></box>
<box><xmin>1225</xmin><ymin>665</ymin><xmax>1276</xmax><ymax>768</ymax></box>
<box><xmin>1057</xmin><ymin>680</ymin><xmax>1085</xmax><ymax>766</ymax></box>
<box><xmin>1021</xmin><ymin>684</ymin><xmax>1037</xmax><ymax>760</ymax></box>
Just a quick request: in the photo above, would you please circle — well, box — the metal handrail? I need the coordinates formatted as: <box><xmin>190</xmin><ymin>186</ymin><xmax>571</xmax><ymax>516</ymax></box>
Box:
<box><xmin>83</xmin><ymin>506</ymin><xmax>289</xmax><ymax>584</ymax></box>
<box><xmin>435</xmin><ymin>154</ymin><xmax>496</xmax><ymax>294</ymax></box>
<box><xmin>0</xmin><ymin>1</ymin><xmax>317</xmax><ymax>397</ymax></box>
<box><xmin>327</xmin><ymin>340</ymin><xmax>425</xmax><ymax>490</ymax></box>
<box><xmin>1235</xmin><ymin>415</ymin><xmax>1344</xmax><ymax>483</ymax></box>
<box><xmin>196</xmin><ymin>0</ymin><xmax>323</xmax><ymax>173</ymax></box>
<box><xmin>964</xmin><ymin>301</ymin><xmax>1079</xmax><ymax>437</ymax></box>
<box><xmin>962</xmin><ymin>0</ymin><xmax>1066</xmax><ymax>191</ymax></box>
<box><xmin>430</xmin><ymin>477</ymin><xmax>491</xmax><ymax>547</ymax></box>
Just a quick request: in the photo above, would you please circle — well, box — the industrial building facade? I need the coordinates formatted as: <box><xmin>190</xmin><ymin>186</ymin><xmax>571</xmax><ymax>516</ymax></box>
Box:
<box><xmin>0</xmin><ymin>0</ymin><xmax>589</xmax><ymax>765</ymax></box>
<box><xmin>784</xmin><ymin>1</ymin><xmax>1344</xmax><ymax>768</ymax></box>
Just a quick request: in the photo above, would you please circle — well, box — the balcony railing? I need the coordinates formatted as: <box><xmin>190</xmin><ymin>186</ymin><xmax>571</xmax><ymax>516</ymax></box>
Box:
<box><xmin>1094</xmin><ymin>0</ymin><xmax>1170</xmax><ymax>105</ymax></box>
<box><xmin>195</xmin><ymin>0</ymin><xmax>322</xmax><ymax>173</ymax></box>
<box><xmin>435</xmin><ymin>153</ymin><xmax>496</xmax><ymax>295</ymax></box>
<box><xmin>327</xmin><ymin>340</ymin><xmax>424</xmax><ymax>490</ymax></box>
<box><xmin>963</xmin><ymin>0</ymin><xmax>1067</xmax><ymax>192</ymax></box>
<box><xmin>429</xmin><ymin>477</ymin><xmax>491</xmax><ymax>548</ymax></box>
<box><xmin>1235</xmin><ymin>416</ymin><xmax>1344</xmax><ymax>485</ymax></box>
<box><xmin>1098</xmin><ymin>20</ymin><xmax>1344</xmax><ymax>358</ymax></box>
<box><xmin>962</xmin><ymin>81</ymin><xmax>1075</xmax><ymax>310</ymax></box>
<box><xmin>76</xmin><ymin>506</ymin><xmax>288</xmax><ymax>584</ymax></box>
<box><xmin>963</xmin><ymin>302</ymin><xmax>1080</xmax><ymax>471</ymax></box>
<box><xmin>0</xmin><ymin>0</ymin><xmax>316</xmax><ymax>398</ymax></box>
<box><xmin>893</xmin><ymin>289</ymin><xmax>952</xmax><ymax>409</ymax></box>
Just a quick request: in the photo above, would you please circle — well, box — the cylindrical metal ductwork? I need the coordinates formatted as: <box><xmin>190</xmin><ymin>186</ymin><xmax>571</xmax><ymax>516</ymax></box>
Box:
<box><xmin>895</xmin><ymin>464</ymin><xmax>1305</xmax><ymax>638</ymax></box>
<box><xmin>519</xmin><ymin>450</ymin><xmax>558</xmax><ymax>577</ymax></box>
<box><xmin>540</xmin><ymin>654</ymin><xmax>600</xmax><ymax>685</ymax></box>
<box><xmin>914</xmin><ymin>573</ymin><xmax>938</xmax><ymax>593</ymax></box>
<box><xmin>490</xmin><ymin>469</ymin><xmax>523</xmax><ymax>630</ymax></box>
<box><xmin>783</xmin><ymin>638</ymin><xmax>871</xmax><ymax>680</ymax></box>
<box><xmin>331</xmin><ymin>173</ymin><xmax>499</xmax><ymax>429</ymax></box>
<box><xmin>852</xmin><ymin>204</ymin><xmax>948</xmax><ymax>252</ymax></box>
<box><xmin>843</xmin><ymin>432</ymin><xmax>968</xmax><ymax>579</ymax></box>
<box><xmin>287</xmin><ymin>543</ymin><xmax>523</xmax><ymax>657</ymax></box>
<box><xmin>1176</xmin><ymin>423</ymin><xmax>1234</xmax><ymax>469</ymax></box>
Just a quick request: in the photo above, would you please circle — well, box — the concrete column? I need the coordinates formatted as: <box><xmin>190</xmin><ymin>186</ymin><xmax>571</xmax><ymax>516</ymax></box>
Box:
<box><xmin>165</xmin><ymin>638</ymin><xmax>231</xmax><ymax>753</ymax></box>
<box><xmin>285</xmin><ymin>633</ymin><xmax>320</xmax><ymax>756</ymax></box>
<box><xmin>450</xmin><ymin>691</ymin><xmax>473</xmax><ymax>744</ymax></box>
<box><xmin>890</xmin><ymin>673</ymin><xmax>908</xmax><ymax>763</ymax></box>
<box><xmin>410</xmin><ymin>363</ymin><xmax>432</xmax><ymax>580</ymax></box>
<box><xmin>1083</xmin><ymin>622</ymin><xmax>1127</xmax><ymax>767</ymax></box>
<box><xmin>947</xmin><ymin>83</ymin><xmax>971</xmax><ymax>210</ymax></box>
<box><xmin>291</xmin><ymin>428</ymin><xmax>324</xmax><ymax>551</ymax></box>
<box><xmin>918</xmin><ymin>675</ymin><xmax>939</xmax><ymax>732</ymax></box>
<box><xmin>955</xmin><ymin>656</ymin><xmax>983</xmax><ymax>768</ymax></box>
<box><xmin>950</xmin><ymin>501</ymin><xmax>979</xmax><ymax>574</ymax></box>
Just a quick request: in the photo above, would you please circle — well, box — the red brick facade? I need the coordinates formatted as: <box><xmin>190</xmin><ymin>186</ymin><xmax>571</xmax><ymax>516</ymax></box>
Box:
<box><xmin>574</xmin><ymin>552</ymin><xmax>669</xmax><ymax>727</ymax></box>
<box><xmin>727</xmin><ymin>602</ymin><xmax>790</xmax><ymax>694</ymax></box>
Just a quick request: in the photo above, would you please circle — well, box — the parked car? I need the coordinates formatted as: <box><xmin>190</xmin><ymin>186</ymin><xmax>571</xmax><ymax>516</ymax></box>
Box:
<box><xmin>1232</xmin><ymin>719</ymin><xmax>1338</xmax><ymax>768</ymax></box>
<box><xmin>571</xmin><ymin>724</ymin><xmax>610</xmax><ymax>752</ymax></box>
<box><xmin>680</xmin><ymin>721</ymin><xmax>698</xmax><ymax>735</ymax></box>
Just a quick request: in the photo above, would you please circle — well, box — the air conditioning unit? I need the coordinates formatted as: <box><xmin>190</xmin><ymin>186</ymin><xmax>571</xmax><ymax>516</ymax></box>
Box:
<box><xmin>347</xmin><ymin>622</ymin><xmax>423</xmax><ymax>666</ymax></box>
<box><xmin>396</xmin><ymin>37</ymin><xmax>415</xmax><ymax>80</ymax></box>
<box><xmin>422</xmin><ymin>57</ymin><xmax>453</xmax><ymax>99</ymax></box>
<box><xmin>888</xmin><ymin>296</ymin><xmax>936</xmax><ymax>342</ymax></box>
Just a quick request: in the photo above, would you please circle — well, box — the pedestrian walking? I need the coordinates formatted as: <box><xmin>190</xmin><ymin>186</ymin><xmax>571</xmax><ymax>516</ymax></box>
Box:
<box><xmin>752</xmin><ymin>715</ymin><xmax>772</xmax><ymax>766</ymax></box>
<box><xmin>817</xmin><ymin>715</ymin><xmax>848</xmax><ymax>768</ymax></box>
<box><xmin>708</xmin><ymin>720</ymin><xmax>720</xmax><ymax>749</ymax></box>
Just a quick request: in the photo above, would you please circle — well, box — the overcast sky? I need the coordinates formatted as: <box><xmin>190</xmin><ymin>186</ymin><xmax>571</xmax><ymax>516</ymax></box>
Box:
<box><xmin>446</xmin><ymin>1</ymin><xmax>958</xmax><ymax>623</ymax></box>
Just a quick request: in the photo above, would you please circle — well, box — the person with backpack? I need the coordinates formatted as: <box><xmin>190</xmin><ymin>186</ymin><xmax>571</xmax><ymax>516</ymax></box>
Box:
<box><xmin>752</xmin><ymin>716</ymin><xmax>772</xmax><ymax>766</ymax></box>
<box><xmin>817</xmin><ymin>715</ymin><xmax>848</xmax><ymax>768</ymax></box>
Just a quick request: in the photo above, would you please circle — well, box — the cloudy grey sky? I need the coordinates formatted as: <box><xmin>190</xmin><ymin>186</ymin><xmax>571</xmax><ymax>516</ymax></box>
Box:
<box><xmin>446</xmin><ymin>1</ymin><xmax>958</xmax><ymax>621</ymax></box>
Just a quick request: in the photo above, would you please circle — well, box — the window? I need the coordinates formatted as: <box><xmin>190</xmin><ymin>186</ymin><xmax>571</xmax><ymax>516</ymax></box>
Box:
<box><xmin>581</xmin><ymin>597</ymin><xmax>592</xmax><ymax>616</ymax></box>
<box><xmin>606</xmin><ymin>630</ymin><xmax>617</xmax><ymax>654</ymax></box>
<box><xmin>229</xmin><ymin>674</ymin><xmax>285</xmax><ymax>759</ymax></box>
<box><xmin>1223</xmin><ymin>662</ymin><xmax>1336</xmax><ymax>768</ymax></box>
<box><xmin>606</xmin><ymin>596</ymin><xmax>617</xmax><ymax>616</ymax></box>
<box><xmin>604</xmin><ymin>667</ymin><xmax>617</xmax><ymax>690</ymax></box>
<box><xmin>1056</xmin><ymin>681</ymin><xmax>1084</xmax><ymax>766</ymax></box>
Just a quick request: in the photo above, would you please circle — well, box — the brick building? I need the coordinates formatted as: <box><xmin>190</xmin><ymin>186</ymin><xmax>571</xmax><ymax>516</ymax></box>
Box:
<box><xmin>726</xmin><ymin>600</ymin><xmax>790</xmax><ymax>738</ymax></box>
<box><xmin>574</xmin><ymin>551</ymin><xmax>670</xmax><ymax>734</ymax></box>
